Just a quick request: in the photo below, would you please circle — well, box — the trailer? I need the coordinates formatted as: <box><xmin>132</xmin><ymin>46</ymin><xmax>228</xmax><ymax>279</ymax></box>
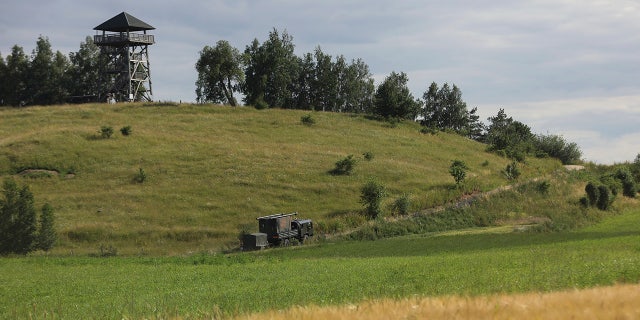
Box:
<box><xmin>242</xmin><ymin>212</ymin><xmax>314</xmax><ymax>250</ymax></box>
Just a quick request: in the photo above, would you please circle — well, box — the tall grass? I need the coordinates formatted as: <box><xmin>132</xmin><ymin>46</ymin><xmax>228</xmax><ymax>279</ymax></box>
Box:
<box><xmin>0</xmin><ymin>103</ymin><xmax>561</xmax><ymax>254</ymax></box>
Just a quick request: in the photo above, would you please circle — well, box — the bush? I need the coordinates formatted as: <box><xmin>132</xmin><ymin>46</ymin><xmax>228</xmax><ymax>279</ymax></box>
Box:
<box><xmin>615</xmin><ymin>168</ymin><xmax>637</xmax><ymax>198</ymax></box>
<box><xmin>330</xmin><ymin>155</ymin><xmax>357</xmax><ymax>176</ymax></box>
<box><xmin>360</xmin><ymin>179</ymin><xmax>387</xmax><ymax>219</ymax></box>
<box><xmin>134</xmin><ymin>168</ymin><xmax>147</xmax><ymax>183</ymax></box>
<box><xmin>534</xmin><ymin>134</ymin><xmax>582</xmax><ymax>165</ymax></box>
<box><xmin>120</xmin><ymin>125</ymin><xmax>132</xmax><ymax>136</ymax></box>
<box><xmin>390</xmin><ymin>193</ymin><xmax>411</xmax><ymax>216</ymax></box>
<box><xmin>99</xmin><ymin>126</ymin><xmax>114</xmax><ymax>139</ymax></box>
<box><xmin>504</xmin><ymin>162</ymin><xmax>521</xmax><ymax>180</ymax></box>
<box><xmin>449</xmin><ymin>160</ymin><xmax>469</xmax><ymax>185</ymax></box>
<box><xmin>36</xmin><ymin>203</ymin><xmax>56</xmax><ymax>252</ymax></box>
<box><xmin>597</xmin><ymin>185</ymin><xmax>612</xmax><ymax>210</ymax></box>
<box><xmin>585</xmin><ymin>182</ymin><xmax>599</xmax><ymax>206</ymax></box>
<box><xmin>300</xmin><ymin>114</ymin><xmax>315</xmax><ymax>126</ymax></box>
<box><xmin>536</xmin><ymin>180</ymin><xmax>551</xmax><ymax>194</ymax></box>
<box><xmin>363</xmin><ymin>152</ymin><xmax>374</xmax><ymax>161</ymax></box>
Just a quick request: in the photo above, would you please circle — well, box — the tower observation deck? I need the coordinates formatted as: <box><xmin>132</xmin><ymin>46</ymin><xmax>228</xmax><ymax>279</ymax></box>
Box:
<box><xmin>94</xmin><ymin>12</ymin><xmax>155</xmax><ymax>102</ymax></box>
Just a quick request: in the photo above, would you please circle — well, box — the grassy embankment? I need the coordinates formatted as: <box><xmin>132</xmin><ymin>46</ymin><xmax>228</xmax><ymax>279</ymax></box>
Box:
<box><xmin>0</xmin><ymin>102</ymin><xmax>560</xmax><ymax>255</ymax></box>
<box><xmin>1</xmin><ymin>204</ymin><xmax>639</xmax><ymax>318</ymax></box>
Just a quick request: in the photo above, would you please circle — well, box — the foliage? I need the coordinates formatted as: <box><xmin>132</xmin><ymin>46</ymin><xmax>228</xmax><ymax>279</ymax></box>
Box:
<box><xmin>99</xmin><ymin>126</ymin><xmax>114</xmax><ymax>139</ymax></box>
<box><xmin>360</xmin><ymin>179</ymin><xmax>387</xmax><ymax>219</ymax></box>
<box><xmin>242</xmin><ymin>29</ymin><xmax>299</xmax><ymax>108</ymax></box>
<box><xmin>330</xmin><ymin>155</ymin><xmax>357</xmax><ymax>176</ymax></box>
<box><xmin>300</xmin><ymin>113</ymin><xmax>315</xmax><ymax>126</ymax></box>
<box><xmin>120</xmin><ymin>125</ymin><xmax>132</xmax><ymax>136</ymax></box>
<box><xmin>615</xmin><ymin>168</ymin><xmax>637</xmax><ymax>198</ymax></box>
<box><xmin>449</xmin><ymin>159</ymin><xmax>469</xmax><ymax>185</ymax></box>
<box><xmin>195</xmin><ymin>40</ymin><xmax>244</xmax><ymax>106</ymax></box>
<box><xmin>0</xmin><ymin>180</ymin><xmax>38</xmax><ymax>254</ymax></box>
<box><xmin>485</xmin><ymin>109</ymin><xmax>534</xmax><ymax>161</ymax></box>
<box><xmin>420</xmin><ymin>82</ymin><xmax>484</xmax><ymax>139</ymax></box>
<box><xmin>534</xmin><ymin>134</ymin><xmax>582</xmax><ymax>165</ymax></box>
<box><xmin>504</xmin><ymin>161</ymin><xmax>521</xmax><ymax>180</ymax></box>
<box><xmin>390</xmin><ymin>193</ymin><xmax>411</xmax><ymax>216</ymax></box>
<box><xmin>373</xmin><ymin>71</ymin><xmax>419</xmax><ymax>120</ymax></box>
<box><xmin>67</xmin><ymin>36</ymin><xmax>100</xmax><ymax>99</ymax></box>
<box><xmin>134</xmin><ymin>168</ymin><xmax>147</xmax><ymax>183</ymax></box>
<box><xmin>362</xmin><ymin>151</ymin><xmax>374</xmax><ymax>161</ymax></box>
<box><xmin>36</xmin><ymin>203</ymin><xmax>56</xmax><ymax>251</ymax></box>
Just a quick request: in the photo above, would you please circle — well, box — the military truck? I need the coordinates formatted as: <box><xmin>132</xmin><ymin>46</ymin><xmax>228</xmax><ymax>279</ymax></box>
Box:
<box><xmin>242</xmin><ymin>212</ymin><xmax>313</xmax><ymax>250</ymax></box>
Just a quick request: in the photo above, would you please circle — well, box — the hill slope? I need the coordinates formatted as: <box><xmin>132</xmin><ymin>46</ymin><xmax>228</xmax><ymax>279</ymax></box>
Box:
<box><xmin>0</xmin><ymin>103</ymin><xmax>561</xmax><ymax>254</ymax></box>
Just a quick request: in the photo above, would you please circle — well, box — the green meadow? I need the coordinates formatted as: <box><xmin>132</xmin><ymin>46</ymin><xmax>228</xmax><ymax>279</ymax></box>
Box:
<box><xmin>0</xmin><ymin>103</ymin><xmax>559</xmax><ymax>254</ymax></box>
<box><xmin>1</xmin><ymin>206</ymin><xmax>639</xmax><ymax>319</ymax></box>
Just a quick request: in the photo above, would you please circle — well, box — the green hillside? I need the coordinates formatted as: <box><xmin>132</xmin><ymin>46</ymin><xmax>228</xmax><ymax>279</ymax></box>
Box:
<box><xmin>0</xmin><ymin>103</ymin><xmax>561</xmax><ymax>254</ymax></box>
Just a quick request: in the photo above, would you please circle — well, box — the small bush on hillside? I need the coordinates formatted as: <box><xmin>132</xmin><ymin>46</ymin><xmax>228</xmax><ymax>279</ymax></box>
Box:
<box><xmin>134</xmin><ymin>168</ymin><xmax>147</xmax><ymax>183</ymax></box>
<box><xmin>536</xmin><ymin>180</ymin><xmax>551</xmax><ymax>195</ymax></box>
<box><xmin>300</xmin><ymin>114</ymin><xmax>315</xmax><ymax>126</ymax></box>
<box><xmin>99</xmin><ymin>126</ymin><xmax>114</xmax><ymax>139</ymax></box>
<box><xmin>420</xmin><ymin>126</ymin><xmax>438</xmax><ymax>135</ymax></box>
<box><xmin>615</xmin><ymin>168</ymin><xmax>637</xmax><ymax>198</ymax></box>
<box><xmin>120</xmin><ymin>125</ymin><xmax>132</xmax><ymax>136</ymax></box>
<box><xmin>390</xmin><ymin>193</ymin><xmax>411</xmax><ymax>216</ymax></box>
<box><xmin>449</xmin><ymin>160</ymin><xmax>469</xmax><ymax>186</ymax></box>
<box><xmin>597</xmin><ymin>185</ymin><xmax>613</xmax><ymax>210</ymax></box>
<box><xmin>331</xmin><ymin>155</ymin><xmax>357</xmax><ymax>176</ymax></box>
<box><xmin>504</xmin><ymin>162</ymin><xmax>521</xmax><ymax>180</ymax></box>
<box><xmin>585</xmin><ymin>182</ymin><xmax>600</xmax><ymax>206</ymax></box>
<box><xmin>363</xmin><ymin>151</ymin><xmax>374</xmax><ymax>161</ymax></box>
<box><xmin>360</xmin><ymin>179</ymin><xmax>387</xmax><ymax>220</ymax></box>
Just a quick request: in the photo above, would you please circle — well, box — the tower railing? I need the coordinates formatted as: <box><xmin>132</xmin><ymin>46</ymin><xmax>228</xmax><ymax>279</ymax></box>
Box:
<box><xmin>94</xmin><ymin>33</ymin><xmax>155</xmax><ymax>45</ymax></box>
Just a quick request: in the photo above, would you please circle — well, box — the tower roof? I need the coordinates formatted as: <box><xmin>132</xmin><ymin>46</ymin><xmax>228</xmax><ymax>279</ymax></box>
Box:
<box><xmin>94</xmin><ymin>12</ymin><xmax>155</xmax><ymax>32</ymax></box>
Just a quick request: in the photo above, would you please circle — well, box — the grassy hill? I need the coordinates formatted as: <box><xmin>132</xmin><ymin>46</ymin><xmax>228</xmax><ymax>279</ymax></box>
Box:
<box><xmin>0</xmin><ymin>102</ymin><xmax>562</xmax><ymax>254</ymax></box>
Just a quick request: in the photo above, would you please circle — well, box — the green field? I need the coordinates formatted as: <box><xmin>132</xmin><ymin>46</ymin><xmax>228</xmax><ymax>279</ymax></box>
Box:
<box><xmin>1</xmin><ymin>206</ymin><xmax>639</xmax><ymax>319</ymax></box>
<box><xmin>0</xmin><ymin>103</ymin><xmax>561</xmax><ymax>254</ymax></box>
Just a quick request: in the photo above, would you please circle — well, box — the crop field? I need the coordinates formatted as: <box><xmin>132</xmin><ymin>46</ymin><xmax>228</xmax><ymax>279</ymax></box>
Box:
<box><xmin>1</xmin><ymin>206</ymin><xmax>639</xmax><ymax>319</ymax></box>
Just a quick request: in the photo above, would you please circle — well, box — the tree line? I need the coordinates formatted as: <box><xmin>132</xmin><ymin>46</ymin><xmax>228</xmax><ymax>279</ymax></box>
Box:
<box><xmin>197</xmin><ymin>28</ymin><xmax>582</xmax><ymax>164</ymax></box>
<box><xmin>0</xmin><ymin>36</ymin><xmax>99</xmax><ymax>106</ymax></box>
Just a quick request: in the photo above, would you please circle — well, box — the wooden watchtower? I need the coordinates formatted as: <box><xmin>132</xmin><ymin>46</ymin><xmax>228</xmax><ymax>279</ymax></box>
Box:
<box><xmin>94</xmin><ymin>12</ymin><xmax>155</xmax><ymax>102</ymax></box>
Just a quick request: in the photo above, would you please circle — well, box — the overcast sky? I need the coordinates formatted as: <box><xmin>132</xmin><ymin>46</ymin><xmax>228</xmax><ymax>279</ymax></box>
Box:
<box><xmin>1</xmin><ymin>0</ymin><xmax>639</xmax><ymax>164</ymax></box>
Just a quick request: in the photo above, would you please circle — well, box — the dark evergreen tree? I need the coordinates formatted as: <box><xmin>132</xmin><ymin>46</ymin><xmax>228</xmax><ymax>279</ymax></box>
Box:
<box><xmin>374</xmin><ymin>71</ymin><xmax>419</xmax><ymax>120</ymax></box>
<box><xmin>0</xmin><ymin>180</ymin><xmax>37</xmax><ymax>255</ymax></box>
<box><xmin>37</xmin><ymin>203</ymin><xmax>56</xmax><ymax>252</ymax></box>
<box><xmin>3</xmin><ymin>45</ymin><xmax>29</xmax><ymax>106</ymax></box>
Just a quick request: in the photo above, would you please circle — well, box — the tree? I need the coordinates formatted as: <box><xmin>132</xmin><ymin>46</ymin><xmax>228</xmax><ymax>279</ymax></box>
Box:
<box><xmin>0</xmin><ymin>53</ymin><xmax>7</xmax><ymax>105</ymax></box>
<box><xmin>196</xmin><ymin>40</ymin><xmax>244</xmax><ymax>106</ymax></box>
<box><xmin>68</xmin><ymin>36</ymin><xmax>100</xmax><ymax>98</ymax></box>
<box><xmin>360</xmin><ymin>179</ymin><xmax>387</xmax><ymax>219</ymax></box>
<box><xmin>374</xmin><ymin>71</ymin><xmax>419</xmax><ymax>120</ymax></box>
<box><xmin>449</xmin><ymin>160</ymin><xmax>469</xmax><ymax>185</ymax></box>
<box><xmin>3</xmin><ymin>45</ymin><xmax>29</xmax><ymax>106</ymax></box>
<box><xmin>242</xmin><ymin>29</ymin><xmax>299</xmax><ymax>108</ymax></box>
<box><xmin>341</xmin><ymin>58</ymin><xmax>375</xmax><ymax>113</ymax></box>
<box><xmin>0</xmin><ymin>180</ymin><xmax>37</xmax><ymax>254</ymax></box>
<box><xmin>421</xmin><ymin>82</ymin><xmax>480</xmax><ymax>136</ymax></box>
<box><xmin>485</xmin><ymin>109</ymin><xmax>534</xmax><ymax>160</ymax></box>
<box><xmin>37</xmin><ymin>203</ymin><xmax>56</xmax><ymax>252</ymax></box>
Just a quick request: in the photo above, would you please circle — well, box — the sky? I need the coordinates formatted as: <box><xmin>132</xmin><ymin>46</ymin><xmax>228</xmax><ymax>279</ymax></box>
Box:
<box><xmin>1</xmin><ymin>0</ymin><xmax>639</xmax><ymax>164</ymax></box>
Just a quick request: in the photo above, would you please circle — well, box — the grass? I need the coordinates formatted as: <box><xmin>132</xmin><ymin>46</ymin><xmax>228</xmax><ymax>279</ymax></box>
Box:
<box><xmin>1</xmin><ymin>206</ymin><xmax>639</xmax><ymax>318</ymax></box>
<box><xmin>0</xmin><ymin>103</ymin><xmax>561</xmax><ymax>254</ymax></box>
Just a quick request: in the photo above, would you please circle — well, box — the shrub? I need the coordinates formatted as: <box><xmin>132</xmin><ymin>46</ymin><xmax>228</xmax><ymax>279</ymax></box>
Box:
<box><xmin>120</xmin><ymin>125</ymin><xmax>132</xmax><ymax>136</ymax></box>
<box><xmin>363</xmin><ymin>152</ymin><xmax>374</xmax><ymax>161</ymax></box>
<box><xmin>615</xmin><ymin>168</ymin><xmax>637</xmax><ymax>198</ymax></box>
<box><xmin>597</xmin><ymin>185</ymin><xmax>612</xmax><ymax>210</ymax></box>
<box><xmin>504</xmin><ymin>162</ymin><xmax>521</xmax><ymax>180</ymax></box>
<box><xmin>37</xmin><ymin>203</ymin><xmax>56</xmax><ymax>252</ymax></box>
<box><xmin>534</xmin><ymin>134</ymin><xmax>582</xmax><ymax>165</ymax></box>
<box><xmin>585</xmin><ymin>182</ymin><xmax>599</xmax><ymax>206</ymax></box>
<box><xmin>99</xmin><ymin>126</ymin><xmax>114</xmax><ymax>139</ymax></box>
<box><xmin>449</xmin><ymin>160</ymin><xmax>469</xmax><ymax>185</ymax></box>
<box><xmin>536</xmin><ymin>180</ymin><xmax>551</xmax><ymax>195</ymax></box>
<box><xmin>360</xmin><ymin>179</ymin><xmax>387</xmax><ymax>219</ymax></box>
<box><xmin>134</xmin><ymin>168</ymin><xmax>147</xmax><ymax>183</ymax></box>
<box><xmin>300</xmin><ymin>114</ymin><xmax>315</xmax><ymax>126</ymax></box>
<box><xmin>390</xmin><ymin>193</ymin><xmax>411</xmax><ymax>216</ymax></box>
<box><xmin>330</xmin><ymin>155</ymin><xmax>357</xmax><ymax>176</ymax></box>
